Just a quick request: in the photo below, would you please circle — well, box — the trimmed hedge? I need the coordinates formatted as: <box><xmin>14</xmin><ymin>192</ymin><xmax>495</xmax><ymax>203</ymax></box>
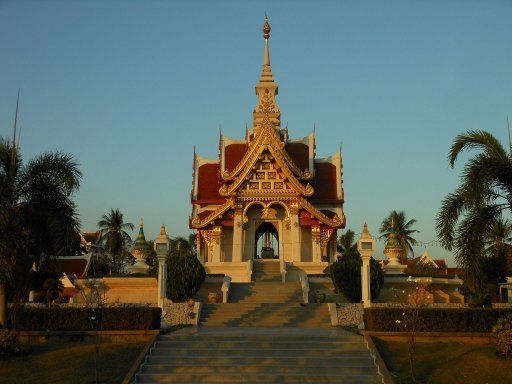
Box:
<box><xmin>9</xmin><ymin>306</ymin><xmax>161</xmax><ymax>331</ymax></box>
<box><xmin>364</xmin><ymin>307</ymin><xmax>512</xmax><ymax>333</ymax></box>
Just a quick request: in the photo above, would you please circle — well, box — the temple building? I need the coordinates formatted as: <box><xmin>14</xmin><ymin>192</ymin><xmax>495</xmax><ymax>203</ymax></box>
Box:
<box><xmin>190</xmin><ymin>19</ymin><xmax>345</xmax><ymax>282</ymax></box>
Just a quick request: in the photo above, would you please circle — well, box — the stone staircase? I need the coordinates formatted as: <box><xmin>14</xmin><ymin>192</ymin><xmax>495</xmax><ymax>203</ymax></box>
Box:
<box><xmin>132</xmin><ymin>260</ymin><xmax>384</xmax><ymax>383</ymax></box>
<box><xmin>133</xmin><ymin>327</ymin><xmax>384</xmax><ymax>383</ymax></box>
<box><xmin>251</xmin><ymin>259</ymin><xmax>282</xmax><ymax>281</ymax></box>
<box><xmin>200</xmin><ymin>302</ymin><xmax>331</xmax><ymax>327</ymax></box>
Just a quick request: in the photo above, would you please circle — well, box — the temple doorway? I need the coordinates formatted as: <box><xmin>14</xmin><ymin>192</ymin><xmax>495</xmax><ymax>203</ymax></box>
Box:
<box><xmin>254</xmin><ymin>222</ymin><xmax>279</xmax><ymax>259</ymax></box>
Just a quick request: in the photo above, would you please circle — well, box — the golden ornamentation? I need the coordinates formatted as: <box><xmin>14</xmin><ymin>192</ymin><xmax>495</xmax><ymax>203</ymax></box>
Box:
<box><xmin>191</xmin><ymin>199</ymin><xmax>235</xmax><ymax>228</ymax></box>
<box><xmin>220</xmin><ymin>110</ymin><xmax>313</xmax><ymax>182</ymax></box>
<box><xmin>299</xmin><ymin>197</ymin><xmax>343</xmax><ymax>228</ymax></box>
<box><xmin>311</xmin><ymin>226</ymin><xmax>321</xmax><ymax>244</ymax></box>
<box><xmin>321</xmin><ymin>228</ymin><xmax>334</xmax><ymax>247</ymax></box>
<box><xmin>263</xmin><ymin>18</ymin><xmax>271</xmax><ymax>39</ymax></box>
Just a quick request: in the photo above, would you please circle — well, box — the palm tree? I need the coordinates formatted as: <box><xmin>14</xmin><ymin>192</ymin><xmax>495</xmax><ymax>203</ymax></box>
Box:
<box><xmin>379</xmin><ymin>210</ymin><xmax>419</xmax><ymax>264</ymax></box>
<box><xmin>0</xmin><ymin>137</ymin><xmax>81</xmax><ymax>328</ymax></box>
<box><xmin>337</xmin><ymin>230</ymin><xmax>356</xmax><ymax>255</ymax></box>
<box><xmin>97</xmin><ymin>209</ymin><xmax>134</xmax><ymax>274</ymax></box>
<box><xmin>485</xmin><ymin>218</ymin><xmax>512</xmax><ymax>258</ymax></box>
<box><xmin>436</xmin><ymin>130</ymin><xmax>512</xmax><ymax>297</ymax></box>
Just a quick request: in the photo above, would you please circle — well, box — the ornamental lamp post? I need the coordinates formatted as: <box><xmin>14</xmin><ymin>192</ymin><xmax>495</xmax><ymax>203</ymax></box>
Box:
<box><xmin>154</xmin><ymin>224</ymin><xmax>170</xmax><ymax>309</ymax></box>
<box><xmin>357</xmin><ymin>223</ymin><xmax>375</xmax><ymax>308</ymax></box>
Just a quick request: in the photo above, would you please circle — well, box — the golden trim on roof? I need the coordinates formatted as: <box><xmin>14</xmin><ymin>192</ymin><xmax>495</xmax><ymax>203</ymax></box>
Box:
<box><xmin>299</xmin><ymin>197</ymin><xmax>343</xmax><ymax>227</ymax></box>
<box><xmin>191</xmin><ymin>198</ymin><xmax>235</xmax><ymax>228</ymax></box>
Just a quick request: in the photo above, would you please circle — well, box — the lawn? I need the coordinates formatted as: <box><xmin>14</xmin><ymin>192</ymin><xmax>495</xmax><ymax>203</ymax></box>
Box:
<box><xmin>0</xmin><ymin>338</ymin><xmax>150</xmax><ymax>384</ymax></box>
<box><xmin>374</xmin><ymin>338</ymin><xmax>512</xmax><ymax>384</ymax></box>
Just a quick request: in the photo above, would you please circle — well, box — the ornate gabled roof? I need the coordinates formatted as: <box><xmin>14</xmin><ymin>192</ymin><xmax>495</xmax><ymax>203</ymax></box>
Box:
<box><xmin>190</xmin><ymin>18</ymin><xmax>345</xmax><ymax>230</ymax></box>
<box><xmin>219</xmin><ymin>114</ymin><xmax>314</xmax><ymax>197</ymax></box>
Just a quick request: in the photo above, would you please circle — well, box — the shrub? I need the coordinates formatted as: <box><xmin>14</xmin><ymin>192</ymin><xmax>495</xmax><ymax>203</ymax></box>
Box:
<box><xmin>364</xmin><ymin>307</ymin><xmax>512</xmax><ymax>333</ymax></box>
<box><xmin>166</xmin><ymin>253</ymin><xmax>205</xmax><ymax>302</ymax></box>
<box><xmin>492</xmin><ymin>313</ymin><xmax>512</xmax><ymax>357</ymax></box>
<box><xmin>0</xmin><ymin>329</ymin><xmax>21</xmax><ymax>358</ymax></box>
<box><xmin>329</xmin><ymin>249</ymin><xmax>383</xmax><ymax>302</ymax></box>
<box><xmin>9</xmin><ymin>306</ymin><xmax>161</xmax><ymax>331</ymax></box>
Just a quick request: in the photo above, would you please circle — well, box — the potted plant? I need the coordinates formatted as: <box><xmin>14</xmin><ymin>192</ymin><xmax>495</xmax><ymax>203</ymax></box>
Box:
<box><xmin>208</xmin><ymin>292</ymin><xmax>220</xmax><ymax>303</ymax></box>
<box><xmin>314</xmin><ymin>290</ymin><xmax>326</xmax><ymax>303</ymax></box>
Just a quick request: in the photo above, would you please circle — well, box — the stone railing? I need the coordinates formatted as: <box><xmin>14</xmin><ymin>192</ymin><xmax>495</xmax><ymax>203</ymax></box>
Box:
<box><xmin>299</xmin><ymin>273</ymin><xmax>310</xmax><ymax>303</ymax></box>
<box><xmin>280</xmin><ymin>259</ymin><xmax>287</xmax><ymax>282</ymax></box>
<box><xmin>221</xmin><ymin>276</ymin><xmax>231</xmax><ymax>303</ymax></box>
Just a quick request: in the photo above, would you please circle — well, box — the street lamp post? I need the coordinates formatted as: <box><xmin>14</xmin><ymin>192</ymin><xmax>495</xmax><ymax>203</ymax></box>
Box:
<box><xmin>357</xmin><ymin>223</ymin><xmax>375</xmax><ymax>308</ymax></box>
<box><xmin>154</xmin><ymin>224</ymin><xmax>170</xmax><ymax>309</ymax></box>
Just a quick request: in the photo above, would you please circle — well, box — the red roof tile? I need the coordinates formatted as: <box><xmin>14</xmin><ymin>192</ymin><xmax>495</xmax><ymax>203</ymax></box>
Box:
<box><xmin>58</xmin><ymin>258</ymin><xmax>89</xmax><ymax>278</ymax></box>
<box><xmin>225</xmin><ymin>144</ymin><xmax>248</xmax><ymax>172</ymax></box>
<box><xmin>82</xmin><ymin>232</ymin><xmax>99</xmax><ymax>242</ymax></box>
<box><xmin>319</xmin><ymin>209</ymin><xmax>337</xmax><ymax>219</ymax></box>
<box><xmin>285</xmin><ymin>142</ymin><xmax>309</xmax><ymax>171</ymax></box>
<box><xmin>312</xmin><ymin>162</ymin><xmax>338</xmax><ymax>200</ymax></box>
<box><xmin>196</xmin><ymin>163</ymin><xmax>224</xmax><ymax>201</ymax></box>
<box><xmin>197</xmin><ymin>210</ymin><xmax>215</xmax><ymax>220</ymax></box>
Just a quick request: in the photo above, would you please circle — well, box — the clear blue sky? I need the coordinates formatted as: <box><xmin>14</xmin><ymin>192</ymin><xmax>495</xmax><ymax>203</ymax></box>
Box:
<box><xmin>1</xmin><ymin>1</ymin><xmax>512</xmax><ymax>265</ymax></box>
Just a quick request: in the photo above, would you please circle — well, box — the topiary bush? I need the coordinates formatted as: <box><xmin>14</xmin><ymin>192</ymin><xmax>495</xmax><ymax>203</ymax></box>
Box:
<box><xmin>364</xmin><ymin>307</ymin><xmax>512</xmax><ymax>332</ymax></box>
<box><xmin>329</xmin><ymin>249</ymin><xmax>384</xmax><ymax>302</ymax></box>
<box><xmin>166</xmin><ymin>253</ymin><xmax>205</xmax><ymax>302</ymax></box>
<box><xmin>9</xmin><ymin>306</ymin><xmax>161</xmax><ymax>331</ymax></box>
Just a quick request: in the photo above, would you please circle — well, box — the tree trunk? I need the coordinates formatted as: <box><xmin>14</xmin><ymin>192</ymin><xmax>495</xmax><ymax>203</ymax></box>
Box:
<box><xmin>0</xmin><ymin>283</ymin><xmax>7</xmax><ymax>329</ymax></box>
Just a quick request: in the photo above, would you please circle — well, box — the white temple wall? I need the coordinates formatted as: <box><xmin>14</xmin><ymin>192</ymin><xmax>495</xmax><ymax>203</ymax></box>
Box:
<box><xmin>300</xmin><ymin>227</ymin><xmax>313</xmax><ymax>262</ymax></box>
<box><xmin>221</xmin><ymin>227</ymin><xmax>233</xmax><ymax>262</ymax></box>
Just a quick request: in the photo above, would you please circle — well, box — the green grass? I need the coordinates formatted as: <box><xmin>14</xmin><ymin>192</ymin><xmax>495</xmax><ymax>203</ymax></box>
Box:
<box><xmin>0</xmin><ymin>338</ymin><xmax>149</xmax><ymax>384</ymax></box>
<box><xmin>374</xmin><ymin>338</ymin><xmax>512</xmax><ymax>384</ymax></box>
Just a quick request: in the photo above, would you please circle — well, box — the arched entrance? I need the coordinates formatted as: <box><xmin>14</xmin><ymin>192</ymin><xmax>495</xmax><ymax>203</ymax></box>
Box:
<box><xmin>254</xmin><ymin>222</ymin><xmax>279</xmax><ymax>259</ymax></box>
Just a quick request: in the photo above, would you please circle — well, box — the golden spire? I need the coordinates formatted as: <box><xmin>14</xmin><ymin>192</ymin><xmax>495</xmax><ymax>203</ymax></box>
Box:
<box><xmin>260</xmin><ymin>16</ymin><xmax>274</xmax><ymax>83</ymax></box>
<box><xmin>253</xmin><ymin>16</ymin><xmax>280</xmax><ymax>131</ymax></box>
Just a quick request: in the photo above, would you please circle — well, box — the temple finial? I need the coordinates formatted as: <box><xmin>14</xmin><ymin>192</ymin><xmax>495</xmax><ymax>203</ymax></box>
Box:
<box><xmin>260</xmin><ymin>16</ymin><xmax>274</xmax><ymax>82</ymax></box>
<box><xmin>253</xmin><ymin>16</ymin><xmax>280</xmax><ymax>130</ymax></box>
<box><xmin>263</xmin><ymin>15</ymin><xmax>271</xmax><ymax>40</ymax></box>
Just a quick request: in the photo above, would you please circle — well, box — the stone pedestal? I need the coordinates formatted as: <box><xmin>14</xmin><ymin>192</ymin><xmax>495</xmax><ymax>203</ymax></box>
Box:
<box><xmin>157</xmin><ymin>256</ymin><xmax>167</xmax><ymax>308</ymax></box>
<box><xmin>129</xmin><ymin>259</ymin><xmax>150</xmax><ymax>274</ymax></box>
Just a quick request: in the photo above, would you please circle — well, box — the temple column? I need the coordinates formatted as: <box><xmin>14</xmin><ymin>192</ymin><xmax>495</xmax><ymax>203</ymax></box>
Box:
<box><xmin>311</xmin><ymin>226</ymin><xmax>322</xmax><ymax>263</ymax></box>
<box><xmin>290</xmin><ymin>203</ymin><xmax>301</xmax><ymax>263</ymax></box>
<box><xmin>232</xmin><ymin>205</ymin><xmax>243</xmax><ymax>263</ymax></box>
<box><xmin>211</xmin><ymin>226</ymin><xmax>222</xmax><ymax>263</ymax></box>
<box><xmin>196</xmin><ymin>232</ymin><xmax>203</xmax><ymax>264</ymax></box>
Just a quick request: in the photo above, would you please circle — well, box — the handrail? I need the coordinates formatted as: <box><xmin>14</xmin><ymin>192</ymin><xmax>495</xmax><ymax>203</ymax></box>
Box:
<box><xmin>299</xmin><ymin>272</ymin><xmax>310</xmax><ymax>303</ymax></box>
<box><xmin>221</xmin><ymin>276</ymin><xmax>232</xmax><ymax>303</ymax></box>
<box><xmin>248</xmin><ymin>259</ymin><xmax>253</xmax><ymax>280</ymax></box>
<box><xmin>280</xmin><ymin>259</ymin><xmax>287</xmax><ymax>283</ymax></box>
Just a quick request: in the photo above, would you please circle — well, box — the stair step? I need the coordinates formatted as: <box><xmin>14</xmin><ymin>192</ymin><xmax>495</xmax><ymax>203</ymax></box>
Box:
<box><xmin>148</xmin><ymin>348</ymin><xmax>370</xmax><ymax>357</ymax></box>
<box><xmin>135</xmin><ymin>373</ymin><xmax>382</xmax><ymax>383</ymax></box>
<box><xmin>140</xmin><ymin>364</ymin><xmax>377</xmax><ymax>375</ymax></box>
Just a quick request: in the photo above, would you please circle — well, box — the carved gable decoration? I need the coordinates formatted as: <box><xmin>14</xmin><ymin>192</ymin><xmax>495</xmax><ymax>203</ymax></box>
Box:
<box><xmin>239</xmin><ymin>152</ymin><xmax>297</xmax><ymax>196</ymax></box>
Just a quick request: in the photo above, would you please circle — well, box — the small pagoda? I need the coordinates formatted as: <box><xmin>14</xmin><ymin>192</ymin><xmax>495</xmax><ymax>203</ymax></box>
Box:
<box><xmin>130</xmin><ymin>221</ymin><xmax>150</xmax><ymax>274</ymax></box>
<box><xmin>189</xmin><ymin>19</ymin><xmax>345</xmax><ymax>281</ymax></box>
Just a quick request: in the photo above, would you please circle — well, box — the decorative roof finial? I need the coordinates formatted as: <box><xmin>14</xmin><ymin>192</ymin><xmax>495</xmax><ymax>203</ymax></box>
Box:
<box><xmin>263</xmin><ymin>15</ymin><xmax>271</xmax><ymax>39</ymax></box>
